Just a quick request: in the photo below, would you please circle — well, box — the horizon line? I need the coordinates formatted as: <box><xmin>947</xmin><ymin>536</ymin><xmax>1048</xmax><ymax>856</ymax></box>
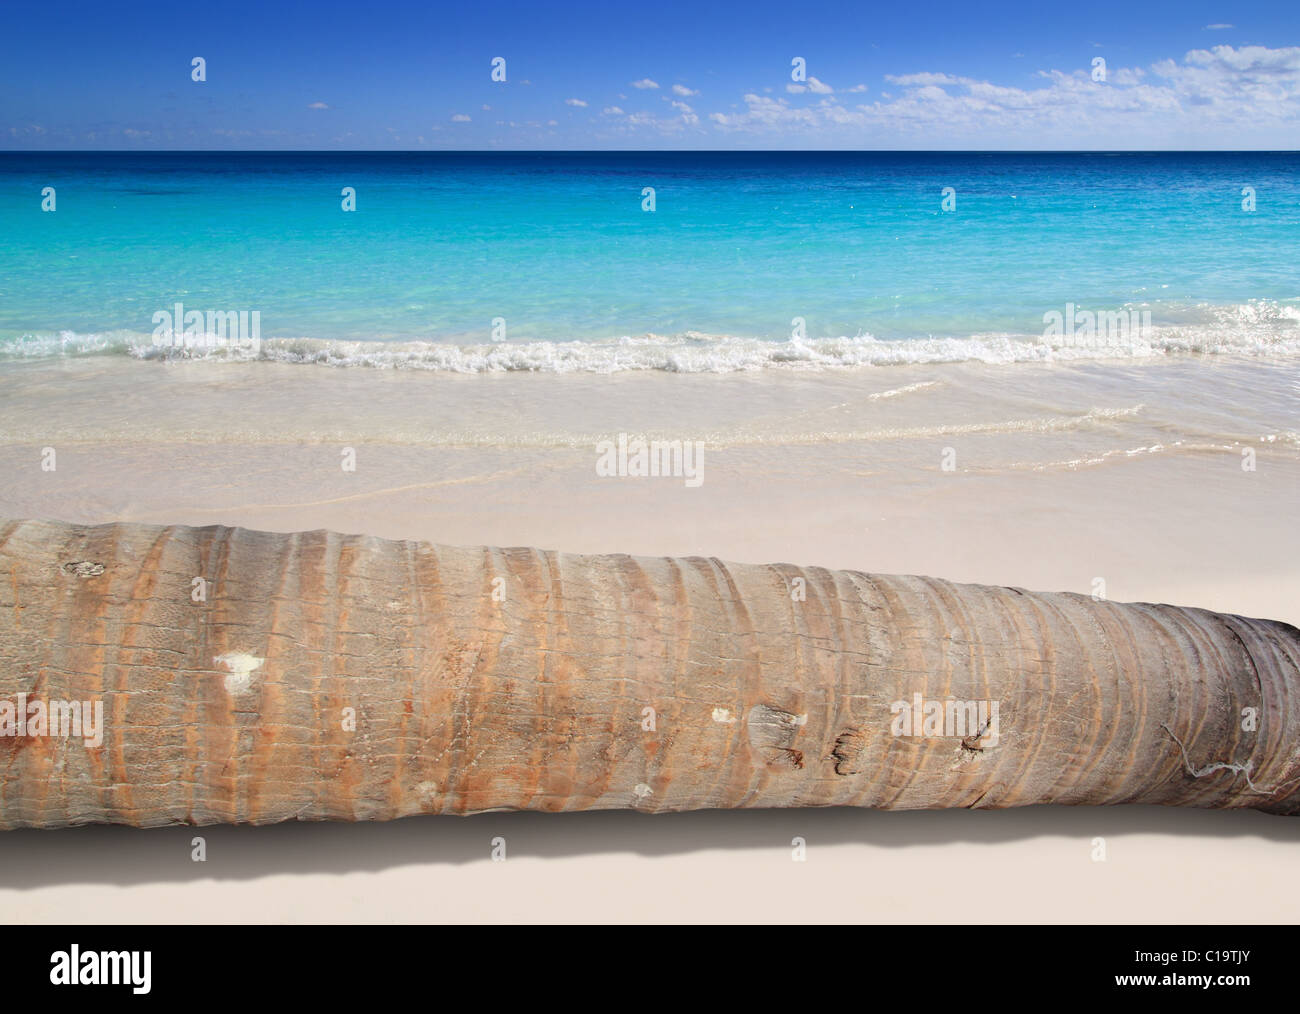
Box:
<box><xmin>4</xmin><ymin>148</ymin><xmax>1299</xmax><ymax>155</ymax></box>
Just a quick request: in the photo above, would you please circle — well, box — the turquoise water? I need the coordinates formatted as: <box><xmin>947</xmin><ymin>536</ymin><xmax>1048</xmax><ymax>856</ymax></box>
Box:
<box><xmin>1</xmin><ymin>152</ymin><xmax>1298</xmax><ymax>370</ymax></box>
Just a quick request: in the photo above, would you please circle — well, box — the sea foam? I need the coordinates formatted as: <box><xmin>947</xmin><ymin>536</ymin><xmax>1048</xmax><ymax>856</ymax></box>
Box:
<box><xmin>2</xmin><ymin>302</ymin><xmax>1298</xmax><ymax>374</ymax></box>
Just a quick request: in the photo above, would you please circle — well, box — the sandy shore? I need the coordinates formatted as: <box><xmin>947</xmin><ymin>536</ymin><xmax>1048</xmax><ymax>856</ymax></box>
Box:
<box><xmin>0</xmin><ymin>353</ymin><xmax>1297</xmax><ymax>922</ymax></box>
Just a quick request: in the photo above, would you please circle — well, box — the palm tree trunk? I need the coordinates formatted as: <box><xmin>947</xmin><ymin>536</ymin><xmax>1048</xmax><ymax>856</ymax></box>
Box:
<box><xmin>0</xmin><ymin>518</ymin><xmax>1296</xmax><ymax>828</ymax></box>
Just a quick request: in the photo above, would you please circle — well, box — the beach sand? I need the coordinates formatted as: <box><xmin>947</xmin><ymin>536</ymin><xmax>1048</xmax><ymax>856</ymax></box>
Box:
<box><xmin>1</xmin><ymin>353</ymin><xmax>1297</xmax><ymax>922</ymax></box>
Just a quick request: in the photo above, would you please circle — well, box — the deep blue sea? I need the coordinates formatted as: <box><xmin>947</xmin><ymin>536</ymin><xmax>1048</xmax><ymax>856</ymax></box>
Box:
<box><xmin>1</xmin><ymin>151</ymin><xmax>1297</xmax><ymax>371</ymax></box>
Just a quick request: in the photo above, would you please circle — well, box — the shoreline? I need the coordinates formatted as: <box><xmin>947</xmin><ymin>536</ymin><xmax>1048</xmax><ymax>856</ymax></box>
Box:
<box><xmin>3</xmin><ymin>316</ymin><xmax>1300</xmax><ymax>373</ymax></box>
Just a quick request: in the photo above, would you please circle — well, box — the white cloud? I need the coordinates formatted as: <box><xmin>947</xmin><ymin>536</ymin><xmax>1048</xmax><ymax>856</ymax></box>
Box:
<box><xmin>631</xmin><ymin>78</ymin><xmax>659</xmax><ymax>89</ymax></box>
<box><xmin>787</xmin><ymin>76</ymin><xmax>833</xmax><ymax>94</ymax></box>
<box><xmin>1206</xmin><ymin>24</ymin><xmax>1234</xmax><ymax>30</ymax></box>
<box><xmin>672</xmin><ymin>84</ymin><xmax>699</xmax><ymax>96</ymax></box>
<box><xmin>451</xmin><ymin>114</ymin><xmax>471</xmax><ymax>122</ymax></box>
<box><xmin>603</xmin><ymin>101</ymin><xmax>705</xmax><ymax>134</ymax></box>
<box><xmin>307</xmin><ymin>102</ymin><xmax>329</xmax><ymax>110</ymax></box>
<box><xmin>670</xmin><ymin>100</ymin><xmax>699</xmax><ymax>125</ymax></box>
<box><xmin>885</xmin><ymin>72</ymin><xmax>962</xmax><ymax>86</ymax></box>
<box><xmin>603</xmin><ymin>106</ymin><xmax>625</xmax><ymax>115</ymax></box>
<box><xmin>1150</xmin><ymin>44</ymin><xmax>1300</xmax><ymax>115</ymax></box>
<box><xmin>845</xmin><ymin>84</ymin><xmax>868</xmax><ymax>93</ymax></box>
<box><xmin>565</xmin><ymin>98</ymin><xmax>588</xmax><ymax>107</ymax></box>
<box><xmin>703</xmin><ymin>46</ymin><xmax>1300</xmax><ymax>147</ymax></box>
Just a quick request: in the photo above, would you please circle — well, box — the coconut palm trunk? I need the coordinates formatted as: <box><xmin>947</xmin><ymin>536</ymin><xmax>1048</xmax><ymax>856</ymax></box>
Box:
<box><xmin>0</xmin><ymin>518</ymin><xmax>1297</xmax><ymax>829</ymax></box>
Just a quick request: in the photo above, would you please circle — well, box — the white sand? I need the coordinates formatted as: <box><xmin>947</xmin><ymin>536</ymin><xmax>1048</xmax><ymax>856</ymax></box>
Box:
<box><xmin>0</xmin><ymin>353</ymin><xmax>1297</xmax><ymax>922</ymax></box>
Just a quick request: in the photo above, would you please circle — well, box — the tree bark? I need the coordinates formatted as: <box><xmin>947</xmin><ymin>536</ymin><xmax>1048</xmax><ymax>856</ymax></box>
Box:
<box><xmin>0</xmin><ymin>518</ymin><xmax>1297</xmax><ymax>829</ymax></box>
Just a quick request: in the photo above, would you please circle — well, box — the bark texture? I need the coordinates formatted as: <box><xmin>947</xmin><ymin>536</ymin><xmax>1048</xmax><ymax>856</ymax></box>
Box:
<box><xmin>1</xmin><ymin>518</ymin><xmax>1298</xmax><ymax>829</ymax></box>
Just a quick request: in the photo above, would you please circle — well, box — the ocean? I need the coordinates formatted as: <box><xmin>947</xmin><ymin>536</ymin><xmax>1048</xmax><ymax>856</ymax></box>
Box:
<box><xmin>1</xmin><ymin>151</ymin><xmax>1298</xmax><ymax>372</ymax></box>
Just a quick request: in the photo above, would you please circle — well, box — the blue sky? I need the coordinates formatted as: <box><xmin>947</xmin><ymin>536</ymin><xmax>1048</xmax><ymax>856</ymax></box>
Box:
<box><xmin>2</xmin><ymin>0</ymin><xmax>1297</xmax><ymax>149</ymax></box>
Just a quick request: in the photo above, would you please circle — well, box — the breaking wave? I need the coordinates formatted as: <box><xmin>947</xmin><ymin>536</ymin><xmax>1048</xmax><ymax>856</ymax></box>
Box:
<box><xmin>3</xmin><ymin>302</ymin><xmax>1298</xmax><ymax>374</ymax></box>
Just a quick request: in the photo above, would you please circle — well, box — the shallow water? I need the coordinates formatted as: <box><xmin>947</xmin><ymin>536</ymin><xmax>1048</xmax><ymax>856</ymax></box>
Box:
<box><xmin>2</xmin><ymin>151</ymin><xmax>1299</xmax><ymax>370</ymax></box>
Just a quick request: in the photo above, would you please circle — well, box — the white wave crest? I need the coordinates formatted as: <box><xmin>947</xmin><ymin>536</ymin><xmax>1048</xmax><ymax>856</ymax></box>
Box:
<box><xmin>1</xmin><ymin>300</ymin><xmax>1297</xmax><ymax>373</ymax></box>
